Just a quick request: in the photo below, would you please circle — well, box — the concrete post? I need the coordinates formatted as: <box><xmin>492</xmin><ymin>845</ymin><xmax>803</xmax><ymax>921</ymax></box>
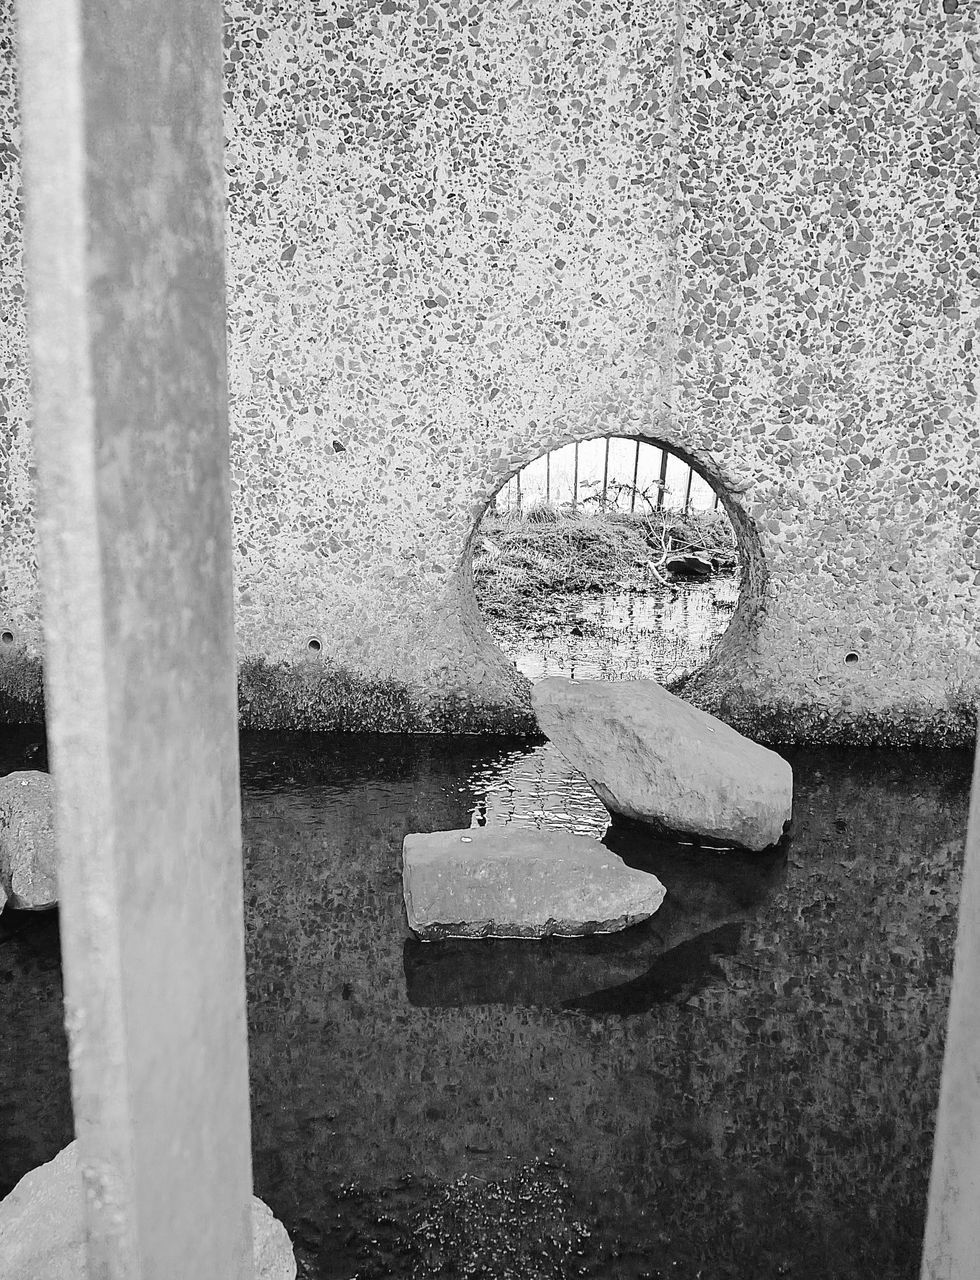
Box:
<box><xmin>921</xmin><ymin>729</ymin><xmax>980</xmax><ymax>1279</ymax></box>
<box><xmin>16</xmin><ymin>2</ymin><xmax>254</xmax><ymax>1278</ymax></box>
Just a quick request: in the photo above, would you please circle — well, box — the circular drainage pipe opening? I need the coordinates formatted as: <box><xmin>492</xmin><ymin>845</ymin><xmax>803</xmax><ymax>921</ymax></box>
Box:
<box><xmin>471</xmin><ymin>436</ymin><xmax>744</xmax><ymax>685</ymax></box>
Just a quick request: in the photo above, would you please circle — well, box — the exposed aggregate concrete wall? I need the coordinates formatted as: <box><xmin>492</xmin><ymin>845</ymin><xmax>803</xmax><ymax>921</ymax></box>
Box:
<box><xmin>0</xmin><ymin>0</ymin><xmax>977</xmax><ymax>742</ymax></box>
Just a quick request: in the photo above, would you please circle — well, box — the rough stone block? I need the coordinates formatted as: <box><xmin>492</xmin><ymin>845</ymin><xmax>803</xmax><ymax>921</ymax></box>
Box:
<box><xmin>0</xmin><ymin>1143</ymin><xmax>296</xmax><ymax>1280</ymax></box>
<box><xmin>532</xmin><ymin>677</ymin><xmax>792</xmax><ymax>851</ymax></box>
<box><xmin>402</xmin><ymin>827</ymin><xmax>666</xmax><ymax>940</ymax></box>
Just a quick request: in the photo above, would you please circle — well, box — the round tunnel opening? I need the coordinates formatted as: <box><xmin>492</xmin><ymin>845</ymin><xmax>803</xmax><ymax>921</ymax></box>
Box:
<box><xmin>471</xmin><ymin>436</ymin><xmax>744</xmax><ymax>686</ymax></box>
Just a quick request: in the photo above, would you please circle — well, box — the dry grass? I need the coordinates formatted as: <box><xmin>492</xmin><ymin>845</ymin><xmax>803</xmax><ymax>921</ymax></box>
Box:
<box><xmin>474</xmin><ymin>503</ymin><xmax>737</xmax><ymax>620</ymax></box>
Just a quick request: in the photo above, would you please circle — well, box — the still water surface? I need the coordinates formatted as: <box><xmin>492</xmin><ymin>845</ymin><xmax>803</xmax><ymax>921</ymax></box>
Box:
<box><xmin>487</xmin><ymin>577</ymin><xmax>739</xmax><ymax>683</ymax></box>
<box><xmin>0</xmin><ymin>727</ymin><xmax>969</xmax><ymax>1279</ymax></box>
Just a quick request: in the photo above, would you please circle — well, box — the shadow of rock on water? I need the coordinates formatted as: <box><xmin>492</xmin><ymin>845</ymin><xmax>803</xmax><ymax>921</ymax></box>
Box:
<box><xmin>562</xmin><ymin>921</ymin><xmax>744</xmax><ymax>1014</ymax></box>
<box><xmin>601</xmin><ymin>819</ymin><xmax>790</xmax><ymax>917</ymax></box>
<box><xmin>404</xmin><ymin>827</ymin><xmax>788</xmax><ymax>1014</ymax></box>
<box><xmin>0</xmin><ymin>908</ymin><xmax>71</xmax><ymax>1193</ymax></box>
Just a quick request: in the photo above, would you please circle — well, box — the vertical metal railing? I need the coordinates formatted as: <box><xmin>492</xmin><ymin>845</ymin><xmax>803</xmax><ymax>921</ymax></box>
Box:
<box><xmin>656</xmin><ymin>446</ymin><xmax>669</xmax><ymax>511</ymax></box>
<box><xmin>499</xmin><ymin>438</ymin><xmax>716</xmax><ymax>514</ymax></box>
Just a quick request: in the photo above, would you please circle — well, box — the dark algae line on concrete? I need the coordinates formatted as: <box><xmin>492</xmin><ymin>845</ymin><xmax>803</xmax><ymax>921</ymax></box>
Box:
<box><xmin>0</xmin><ymin>728</ymin><xmax>972</xmax><ymax>1278</ymax></box>
<box><xmin>2</xmin><ymin>650</ymin><xmax>976</xmax><ymax>747</ymax></box>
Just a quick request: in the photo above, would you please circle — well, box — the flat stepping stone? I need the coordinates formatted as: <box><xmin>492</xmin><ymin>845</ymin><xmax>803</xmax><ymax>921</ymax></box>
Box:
<box><xmin>402</xmin><ymin>827</ymin><xmax>666</xmax><ymax>941</ymax></box>
<box><xmin>532</xmin><ymin>677</ymin><xmax>793</xmax><ymax>851</ymax></box>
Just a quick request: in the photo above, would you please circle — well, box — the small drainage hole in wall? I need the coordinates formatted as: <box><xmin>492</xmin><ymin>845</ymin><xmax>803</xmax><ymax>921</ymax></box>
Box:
<box><xmin>844</xmin><ymin>651</ymin><xmax>860</xmax><ymax>665</ymax></box>
<box><xmin>308</xmin><ymin>637</ymin><xmax>322</xmax><ymax>653</ymax></box>
<box><xmin>0</xmin><ymin>631</ymin><xmax>13</xmax><ymax>644</ymax></box>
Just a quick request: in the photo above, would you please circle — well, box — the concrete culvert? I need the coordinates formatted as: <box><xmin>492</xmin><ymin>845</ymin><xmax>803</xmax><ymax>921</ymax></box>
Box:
<box><xmin>471</xmin><ymin>435</ymin><xmax>752</xmax><ymax>690</ymax></box>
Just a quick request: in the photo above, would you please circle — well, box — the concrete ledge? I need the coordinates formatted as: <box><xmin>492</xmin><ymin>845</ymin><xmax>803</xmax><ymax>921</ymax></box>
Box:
<box><xmin>0</xmin><ymin>652</ymin><xmax>972</xmax><ymax>746</ymax></box>
<box><xmin>676</xmin><ymin>682</ymin><xmax>978</xmax><ymax>752</ymax></box>
<box><xmin>0</xmin><ymin>654</ymin><xmax>44</xmax><ymax>725</ymax></box>
<box><xmin>236</xmin><ymin>657</ymin><xmax>538</xmax><ymax>734</ymax></box>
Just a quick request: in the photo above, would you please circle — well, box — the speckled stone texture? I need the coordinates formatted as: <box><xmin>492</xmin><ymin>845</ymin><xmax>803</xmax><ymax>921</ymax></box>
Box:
<box><xmin>402</xmin><ymin>826</ymin><xmax>667</xmax><ymax>939</ymax></box>
<box><xmin>0</xmin><ymin>1142</ymin><xmax>297</xmax><ymax>1280</ymax></box>
<box><xmin>0</xmin><ymin>0</ymin><xmax>976</xmax><ymax>742</ymax></box>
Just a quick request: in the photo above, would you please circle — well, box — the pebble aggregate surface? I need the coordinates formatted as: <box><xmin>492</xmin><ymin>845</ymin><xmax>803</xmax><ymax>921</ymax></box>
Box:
<box><xmin>0</xmin><ymin>0</ymin><xmax>976</xmax><ymax>741</ymax></box>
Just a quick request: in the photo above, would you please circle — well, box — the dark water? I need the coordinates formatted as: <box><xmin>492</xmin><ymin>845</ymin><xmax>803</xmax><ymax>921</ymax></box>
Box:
<box><xmin>487</xmin><ymin>577</ymin><xmax>739</xmax><ymax>683</ymax></box>
<box><xmin>0</xmin><ymin>726</ymin><xmax>970</xmax><ymax>1280</ymax></box>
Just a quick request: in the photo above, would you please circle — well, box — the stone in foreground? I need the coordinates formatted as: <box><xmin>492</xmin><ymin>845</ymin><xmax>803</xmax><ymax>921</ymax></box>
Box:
<box><xmin>402</xmin><ymin>827</ymin><xmax>666</xmax><ymax>940</ymax></box>
<box><xmin>0</xmin><ymin>771</ymin><xmax>57</xmax><ymax>911</ymax></box>
<box><xmin>0</xmin><ymin>1142</ymin><xmax>296</xmax><ymax>1280</ymax></box>
<box><xmin>532</xmin><ymin>678</ymin><xmax>792</xmax><ymax>852</ymax></box>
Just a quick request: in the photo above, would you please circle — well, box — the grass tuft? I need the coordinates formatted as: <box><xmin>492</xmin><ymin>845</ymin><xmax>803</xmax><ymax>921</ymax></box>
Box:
<box><xmin>474</xmin><ymin>503</ymin><xmax>738</xmax><ymax>620</ymax></box>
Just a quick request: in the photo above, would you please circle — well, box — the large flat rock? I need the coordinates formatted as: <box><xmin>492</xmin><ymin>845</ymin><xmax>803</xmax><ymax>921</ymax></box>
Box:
<box><xmin>532</xmin><ymin>678</ymin><xmax>792</xmax><ymax>851</ymax></box>
<box><xmin>0</xmin><ymin>1142</ymin><xmax>296</xmax><ymax>1280</ymax></box>
<box><xmin>402</xmin><ymin>827</ymin><xmax>666</xmax><ymax>940</ymax></box>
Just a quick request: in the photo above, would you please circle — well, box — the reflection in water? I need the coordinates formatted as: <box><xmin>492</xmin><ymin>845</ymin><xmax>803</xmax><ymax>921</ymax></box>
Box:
<box><xmin>563</xmin><ymin>921</ymin><xmax>745</xmax><ymax>1015</ymax></box>
<box><xmin>404</xmin><ymin>917</ymin><xmax>750</xmax><ymax>1016</ymax></box>
<box><xmin>489</xmin><ymin>576</ymin><xmax>739</xmax><ymax>683</ymax></box>
<box><xmin>405</xmin><ymin>815</ymin><xmax>789</xmax><ymax>1014</ymax></box>
<box><xmin>0</xmin><ymin>727</ymin><xmax>972</xmax><ymax>1280</ymax></box>
<box><xmin>466</xmin><ymin>741</ymin><xmax>610</xmax><ymax>836</ymax></box>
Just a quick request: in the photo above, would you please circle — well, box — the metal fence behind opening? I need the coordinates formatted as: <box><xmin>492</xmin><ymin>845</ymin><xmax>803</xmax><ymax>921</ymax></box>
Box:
<box><xmin>497</xmin><ymin>438</ymin><xmax>721</xmax><ymax>515</ymax></box>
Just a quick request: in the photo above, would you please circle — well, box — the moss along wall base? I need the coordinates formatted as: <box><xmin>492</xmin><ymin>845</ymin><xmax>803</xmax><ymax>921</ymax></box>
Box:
<box><xmin>0</xmin><ymin>0</ymin><xmax>976</xmax><ymax>743</ymax></box>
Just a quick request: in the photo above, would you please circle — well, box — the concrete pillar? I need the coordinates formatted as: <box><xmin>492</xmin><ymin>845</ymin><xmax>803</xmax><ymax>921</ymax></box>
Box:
<box><xmin>16</xmin><ymin>2</ymin><xmax>254</xmax><ymax>1278</ymax></box>
<box><xmin>921</xmin><ymin>729</ymin><xmax>980</xmax><ymax>1279</ymax></box>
